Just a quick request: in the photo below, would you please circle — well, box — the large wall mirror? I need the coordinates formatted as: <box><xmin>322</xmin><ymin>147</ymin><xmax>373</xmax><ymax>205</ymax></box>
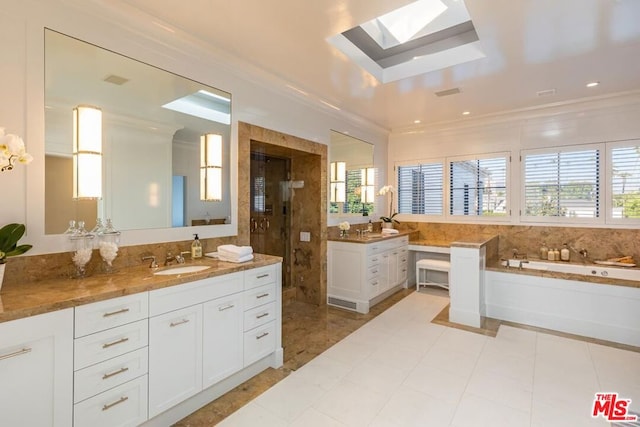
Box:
<box><xmin>44</xmin><ymin>29</ymin><xmax>231</xmax><ymax>234</ymax></box>
<box><xmin>329</xmin><ymin>130</ymin><xmax>375</xmax><ymax>217</ymax></box>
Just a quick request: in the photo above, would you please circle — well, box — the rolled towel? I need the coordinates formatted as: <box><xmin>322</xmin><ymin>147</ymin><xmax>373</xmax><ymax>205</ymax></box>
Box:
<box><xmin>381</xmin><ymin>228</ymin><xmax>399</xmax><ymax>234</ymax></box>
<box><xmin>217</xmin><ymin>244</ymin><xmax>253</xmax><ymax>257</ymax></box>
<box><xmin>218</xmin><ymin>253</ymin><xmax>254</xmax><ymax>263</ymax></box>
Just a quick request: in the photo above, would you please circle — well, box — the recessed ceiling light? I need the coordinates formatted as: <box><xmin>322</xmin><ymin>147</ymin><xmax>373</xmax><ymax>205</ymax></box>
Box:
<box><xmin>414</xmin><ymin>119</ymin><xmax>421</xmax><ymax>124</ymax></box>
<box><xmin>462</xmin><ymin>111</ymin><xmax>470</xmax><ymax>115</ymax></box>
<box><xmin>586</xmin><ymin>81</ymin><xmax>599</xmax><ymax>88</ymax></box>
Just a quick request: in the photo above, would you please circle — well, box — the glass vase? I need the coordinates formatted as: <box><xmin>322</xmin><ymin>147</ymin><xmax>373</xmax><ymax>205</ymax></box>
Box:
<box><xmin>70</xmin><ymin>234</ymin><xmax>93</xmax><ymax>279</ymax></box>
<box><xmin>98</xmin><ymin>219</ymin><xmax>120</xmax><ymax>273</ymax></box>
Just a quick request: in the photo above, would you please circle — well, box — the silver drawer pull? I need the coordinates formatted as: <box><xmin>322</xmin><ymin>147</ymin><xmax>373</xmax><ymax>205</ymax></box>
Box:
<box><xmin>0</xmin><ymin>347</ymin><xmax>31</xmax><ymax>361</ymax></box>
<box><xmin>102</xmin><ymin>337</ymin><xmax>129</xmax><ymax>349</ymax></box>
<box><xmin>103</xmin><ymin>308</ymin><xmax>130</xmax><ymax>318</ymax></box>
<box><xmin>170</xmin><ymin>319</ymin><xmax>190</xmax><ymax>327</ymax></box>
<box><xmin>102</xmin><ymin>367</ymin><xmax>129</xmax><ymax>380</ymax></box>
<box><xmin>371</xmin><ymin>257</ymin><xmax>378</xmax><ymax>262</ymax></box>
<box><xmin>218</xmin><ymin>304</ymin><xmax>235</xmax><ymax>311</ymax></box>
<box><xmin>256</xmin><ymin>332</ymin><xmax>269</xmax><ymax>340</ymax></box>
<box><xmin>257</xmin><ymin>274</ymin><xmax>269</xmax><ymax>279</ymax></box>
<box><xmin>372</xmin><ymin>270</ymin><xmax>378</xmax><ymax>274</ymax></box>
<box><xmin>256</xmin><ymin>312</ymin><xmax>269</xmax><ymax>319</ymax></box>
<box><xmin>372</xmin><ymin>281</ymin><xmax>379</xmax><ymax>286</ymax></box>
<box><xmin>256</xmin><ymin>293</ymin><xmax>270</xmax><ymax>299</ymax></box>
<box><xmin>102</xmin><ymin>396</ymin><xmax>128</xmax><ymax>411</ymax></box>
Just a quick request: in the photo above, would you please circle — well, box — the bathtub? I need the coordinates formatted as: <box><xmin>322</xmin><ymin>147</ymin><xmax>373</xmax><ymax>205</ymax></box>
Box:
<box><xmin>501</xmin><ymin>259</ymin><xmax>640</xmax><ymax>282</ymax></box>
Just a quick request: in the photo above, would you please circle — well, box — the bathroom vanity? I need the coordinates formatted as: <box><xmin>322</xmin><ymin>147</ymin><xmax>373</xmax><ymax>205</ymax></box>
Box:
<box><xmin>0</xmin><ymin>256</ymin><xmax>282</xmax><ymax>427</ymax></box>
<box><xmin>327</xmin><ymin>233</ymin><xmax>409</xmax><ymax>313</ymax></box>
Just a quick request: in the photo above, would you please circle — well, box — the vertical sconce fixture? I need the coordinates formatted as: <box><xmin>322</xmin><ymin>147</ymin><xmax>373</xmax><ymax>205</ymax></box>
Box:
<box><xmin>360</xmin><ymin>167</ymin><xmax>375</xmax><ymax>216</ymax></box>
<box><xmin>73</xmin><ymin>105</ymin><xmax>102</xmax><ymax>199</ymax></box>
<box><xmin>330</xmin><ymin>161</ymin><xmax>346</xmax><ymax>203</ymax></box>
<box><xmin>361</xmin><ymin>167</ymin><xmax>375</xmax><ymax>203</ymax></box>
<box><xmin>200</xmin><ymin>133</ymin><xmax>223</xmax><ymax>201</ymax></box>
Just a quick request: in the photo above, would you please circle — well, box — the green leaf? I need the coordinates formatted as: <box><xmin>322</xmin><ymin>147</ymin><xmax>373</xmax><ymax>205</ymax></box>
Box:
<box><xmin>0</xmin><ymin>223</ymin><xmax>30</xmax><ymax>257</ymax></box>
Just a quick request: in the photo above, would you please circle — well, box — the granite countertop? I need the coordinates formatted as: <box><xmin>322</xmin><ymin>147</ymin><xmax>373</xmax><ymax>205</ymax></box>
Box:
<box><xmin>328</xmin><ymin>230</ymin><xmax>415</xmax><ymax>244</ymax></box>
<box><xmin>485</xmin><ymin>259</ymin><xmax>640</xmax><ymax>289</ymax></box>
<box><xmin>0</xmin><ymin>254</ymin><xmax>282</xmax><ymax>324</ymax></box>
<box><xmin>410</xmin><ymin>234</ymin><xmax>498</xmax><ymax>249</ymax></box>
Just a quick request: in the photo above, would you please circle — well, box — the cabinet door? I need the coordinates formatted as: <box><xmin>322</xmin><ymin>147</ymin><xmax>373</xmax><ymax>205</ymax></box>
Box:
<box><xmin>378</xmin><ymin>251</ymin><xmax>390</xmax><ymax>295</ymax></box>
<box><xmin>0</xmin><ymin>309</ymin><xmax>73</xmax><ymax>427</ymax></box>
<box><xmin>148</xmin><ymin>305</ymin><xmax>202</xmax><ymax>418</ymax></box>
<box><xmin>202</xmin><ymin>293</ymin><xmax>243</xmax><ymax>388</ymax></box>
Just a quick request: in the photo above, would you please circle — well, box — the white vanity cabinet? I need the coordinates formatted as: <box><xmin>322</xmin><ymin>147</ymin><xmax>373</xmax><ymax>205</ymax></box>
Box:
<box><xmin>73</xmin><ymin>292</ymin><xmax>150</xmax><ymax>427</ymax></box>
<box><xmin>0</xmin><ymin>308</ymin><xmax>73</xmax><ymax>427</ymax></box>
<box><xmin>148</xmin><ymin>272</ymin><xmax>242</xmax><ymax>418</ymax></box>
<box><xmin>328</xmin><ymin>235</ymin><xmax>409</xmax><ymax>313</ymax></box>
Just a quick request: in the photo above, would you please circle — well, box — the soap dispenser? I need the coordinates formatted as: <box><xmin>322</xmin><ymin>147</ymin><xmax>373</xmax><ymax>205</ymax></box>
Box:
<box><xmin>367</xmin><ymin>219</ymin><xmax>373</xmax><ymax>233</ymax></box>
<box><xmin>540</xmin><ymin>243</ymin><xmax>548</xmax><ymax>260</ymax></box>
<box><xmin>191</xmin><ymin>234</ymin><xmax>203</xmax><ymax>259</ymax></box>
<box><xmin>560</xmin><ymin>243</ymin><xmax>570</xmax><ymax>262</ymax></box>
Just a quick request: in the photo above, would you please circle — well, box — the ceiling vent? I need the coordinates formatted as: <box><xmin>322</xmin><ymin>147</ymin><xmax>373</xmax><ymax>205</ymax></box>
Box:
<box><xmin>103</xmin><ymin>74</ymin><xmax>129</xmax><ymax>85</ymax></box>
<box><xmin>536</xmin><ymin>89</ymin><xmax>557</xmax><ymax>97</ymax></box>
<box><xmin>435</xmin><ymin>87</ymin><xmax>461</xmax><ymax>97</ymax></box>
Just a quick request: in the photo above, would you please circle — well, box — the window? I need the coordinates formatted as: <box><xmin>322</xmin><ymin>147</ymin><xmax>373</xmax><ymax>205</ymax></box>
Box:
<box><xmin>344</xmin><ymin>169</ymin><xmax>374</xmax><ymax>215</ymax></box>
<box><xmin>610</xmin><ymin>144</ymin><xmax>640</xmax><ymax>220</ymax></box>
<box><xmin>449</xmin><ymin>155</ymin><xmax>508</xmax><ymax>216</ymax></box>
<box><xmin>523</xmin><ymin>147</ymin><xmax>600</xmax><ymax>219</ymax></box>
<box><xmin>397</xmin><ymin>162</ymin><xmax>443</xmax><ymax>215</ymax></box>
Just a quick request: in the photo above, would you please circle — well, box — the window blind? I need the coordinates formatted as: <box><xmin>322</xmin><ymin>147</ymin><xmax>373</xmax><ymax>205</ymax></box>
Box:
<box><xmin>449</xmin><ymin>157</ymin><xmax>507</xmax><ymax>216</ymax></box>
<box><xmin>397</xmin><ymin>162</ymin><xmax>443</xmax><ymax>215</ymax></box>
<box><xmin>524</xmin><ymin>149</ymin><xmax>599</xmax><ymax>218</ymax></box>
<box><xmin>611</xmin><ymin>145</ymin><xmax>640</xmax><ymax>219</ymax></box>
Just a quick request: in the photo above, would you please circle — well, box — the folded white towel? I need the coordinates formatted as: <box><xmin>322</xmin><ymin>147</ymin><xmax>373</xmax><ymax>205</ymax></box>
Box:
<box><xmin>218</xmin><ymin>253</ymin><xmax>254</xmax><ymax>263</ymax></box>
<box><xmin>217</xmin><ymin>244</ymin><xmax>253</xmax><ymax>257</ymax></box>
<box><xmin>381</xmin><ymin>228</ymin><xmax>399</xmax><ymax>234</ymax></box>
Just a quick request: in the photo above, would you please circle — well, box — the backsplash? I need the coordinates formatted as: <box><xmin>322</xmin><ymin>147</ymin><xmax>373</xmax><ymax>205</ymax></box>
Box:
<box><xmin>3</xmin><ymin>236</ymin><xmax>237</xmax><ymax>288</ymax></box>
<box><xmin>396</xmin><ymin>222</ymin><xmax>640</xmax><ymax>263</ymax></box>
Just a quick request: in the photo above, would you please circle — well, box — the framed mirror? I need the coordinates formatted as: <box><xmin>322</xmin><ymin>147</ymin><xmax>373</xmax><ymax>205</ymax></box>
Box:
<box><xmin>44</xmin><ymin>29</ymin><xmax>232</xmax><ymax>234</ymax></box>
<box><xmin>329</xmin><ymin>130</ymin><xmax>375</xmax><ymax>216</ymax></box>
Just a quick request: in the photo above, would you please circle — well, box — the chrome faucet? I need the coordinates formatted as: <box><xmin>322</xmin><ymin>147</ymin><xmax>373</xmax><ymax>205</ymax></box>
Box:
<box><xmin>175</xmin><ymin>251</ymin><xmax>191</xmax><ymax>264</ymax></box>
<box><xmin>579</xmin><ymin>248</ymin><xmax>589</xmax><ymax>259</ymax></box>
<box><xmin>142</xmin><ymin>255</ymin><xmax>158</xmax><ymax>268</ymax></box>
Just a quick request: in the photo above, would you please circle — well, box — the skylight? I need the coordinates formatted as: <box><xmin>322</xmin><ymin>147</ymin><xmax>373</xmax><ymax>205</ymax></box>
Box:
<box><xmin>361</xmin><ymin>0</ymin><xmax>448</xmax><ymax>49</ymax></box>
<box><xmin>162</xmin><ymin>90</ymin><xmax>231</xmax><ymax>125</ymax></box>
<box><xmin>327</xmin><ymin>0</ymin><xmax>485</xmax><ymax>83</ymax></box>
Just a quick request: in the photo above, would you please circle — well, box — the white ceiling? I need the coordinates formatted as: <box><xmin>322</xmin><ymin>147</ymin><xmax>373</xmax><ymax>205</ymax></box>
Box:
<box><xmin>117</xmin><ymin>0</ymin><xmax>640</xmax><ymax>131</ymax></box>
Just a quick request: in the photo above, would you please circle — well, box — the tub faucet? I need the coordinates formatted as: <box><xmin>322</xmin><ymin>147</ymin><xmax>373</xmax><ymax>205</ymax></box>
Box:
<box><xmin>579</xmin><ymin>248</ymin><xmax>588</xmax><ymax>259</ymax></box>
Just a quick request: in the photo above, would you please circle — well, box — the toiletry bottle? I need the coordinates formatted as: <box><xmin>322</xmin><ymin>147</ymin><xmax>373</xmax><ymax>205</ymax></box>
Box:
<box><xmin>191</xmin><ymin>234</ymin><xmax>203</xmax><ymax>259</ymax></box>
<box><xmin>560</xmin><ymin>243</ymin><xmax>570</xmax><ymax>262</ymax></box>
<box><xmin>540</xmin><ymin>243</ymin><xmax>548</xmax><ymax>260</ymax></box>
<box><xmin>553</xmin><ymin>248</ymin><xmax>560</xmax><ymax>261</ymax></box>
<box><xmin>367</xmin><ymin>219</ymin><xmax>373</xmax><ymax>233</ymax></box>
<box><xmin>548</xmin><ymin>248</ymin><xmax>555</xmax><ymax>261</ymax></box>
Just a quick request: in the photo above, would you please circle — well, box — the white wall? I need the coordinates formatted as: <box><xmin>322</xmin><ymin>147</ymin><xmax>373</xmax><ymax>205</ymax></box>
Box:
<box><xmin>389</xmin><ymin>92</ymin><xmax>640</xmax><ymax>226</ymax></box>
<box><xmin>0</xmin><ymin>0</ymin><xmax>388</xmax><ymax>254</ymax></box>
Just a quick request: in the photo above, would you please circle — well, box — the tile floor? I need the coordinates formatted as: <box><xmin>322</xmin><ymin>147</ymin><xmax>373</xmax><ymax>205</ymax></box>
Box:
<box><xmin>179</xmin><ymin>290</ymin><xmax>640</xmax><ymax>426</ymax></box>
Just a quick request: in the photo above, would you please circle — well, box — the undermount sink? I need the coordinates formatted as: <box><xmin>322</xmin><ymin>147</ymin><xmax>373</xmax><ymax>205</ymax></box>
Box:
<box><xmin>154</xmin><ymin>265</ymin><xmax>211</xmax><ymax>275</ymax></box>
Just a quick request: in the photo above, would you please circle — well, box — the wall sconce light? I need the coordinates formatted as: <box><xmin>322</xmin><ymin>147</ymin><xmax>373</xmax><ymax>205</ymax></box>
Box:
<box><xmin>330</xmin><ymin>161</ymin><xmax>346</xmax><ymax>203</ymax></box>
<box><xmin>200</xmin><ymin>133</ymin><xmax>223</xmax><ymax>201</ymax></box>
<box><xmin>361</xmin><ymin>167</ymin><xmax>375</xmax><ymax>203</ymax></box>
<box><xmin>360</xmin><ymin>167</ymin><xmax>375</xmax><ymax>216</ymax></box>
<box><xmin>73</xmin><ymin>105</ymin><xmax>102</xmax><ymax>199</ymax></box>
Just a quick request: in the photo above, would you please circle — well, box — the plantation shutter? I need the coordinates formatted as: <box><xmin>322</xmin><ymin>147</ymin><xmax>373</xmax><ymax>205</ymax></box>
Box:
<box><xmin>397</xmin><ymin>162</ymin><xmax>443</xmax><ymax>215</ymax></box>
<box><xmin>449</xmin><ymin>156</ymin><xmax>507</xmax><ymax>216</ymax></box>
<box><xmin>523</xmin><ymin>149</ymin><xmax>599</xmax><ymax>218</ymax></box>
<box><xmin>611</xmin><ymin>145</ymin><xmax>640</xmax><ymax>219</ymax></box>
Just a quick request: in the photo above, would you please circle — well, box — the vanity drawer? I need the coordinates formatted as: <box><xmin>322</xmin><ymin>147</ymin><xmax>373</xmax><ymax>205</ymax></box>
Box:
<box><xmin>244</xmin><ymin>265</ymin><xmax>277</xmax><ymax>290</ymax></box>
<box><xmin>368</xmin><ymin>276</ymin><xmax>381</xmax><ymax>297</ymax></box>
<box><xmin>398</xmin><ymin>248</ymin><xmax>408</xmax><ymax>264</ymax></box>
<box><xmin>244</xmin><ymin>321</ymin><xmax>276</xmax><ymax>367</ymax></box>
<box><xmin>244</xmin><ymin>283</ymin><xmax>276</xmax><ymax>311</ymax></box>
<box><xmin>73</xmin><ymin>375</ymin><xmax>148</xmax><ymax>427</ymax></box>
<box><xmin>74</xmin><ymin>347</ymin><xmax>148</xmax><ymax>404</ymax></box>
<box><xmin>243</xmin><ymin>302</ymin><xmax>276</xmax><ymax>332</ymax></box>
<box><xmin>367</xmin><ymin>264</ymin><xmax>381</xmax><ymax>280</ymax></box>
<box><xmin>75</xmin><ymin>319</ymin><xmax>148</xmax><ymax>370</ymax></box>
<box><xmin>367</xmin><ymin>254</ymin><xmax>382</xmax><ymax>267</ymax></box>
<box><xmin>75</xmin><ymin>293</ymin><xmax>149</xmax><ymax>338</ymax></box>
